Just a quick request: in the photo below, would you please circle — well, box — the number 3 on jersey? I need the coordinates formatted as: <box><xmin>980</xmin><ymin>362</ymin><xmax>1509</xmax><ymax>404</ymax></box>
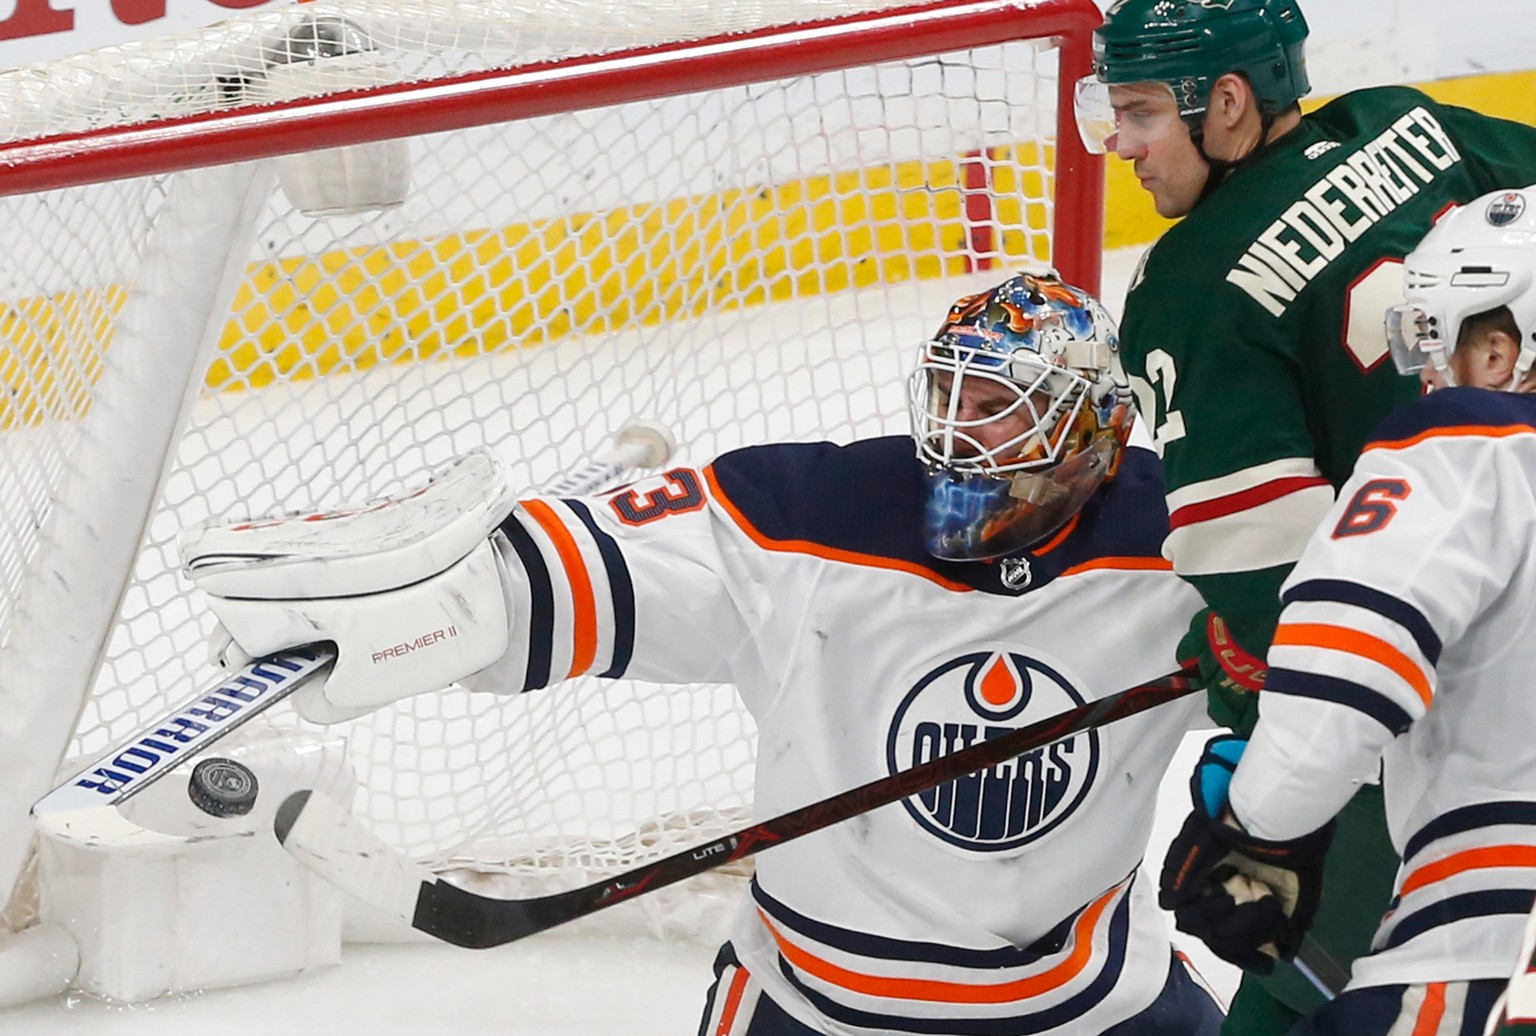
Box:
<box><xmin>610</xmin><ymin>468</ymin><xmax>707</xmax><ymax>526</ymax></box>
<box><xmin>1128</xmin><ymin>348</ymin><xmax>1187</xmax><ymax>455</ymax></box>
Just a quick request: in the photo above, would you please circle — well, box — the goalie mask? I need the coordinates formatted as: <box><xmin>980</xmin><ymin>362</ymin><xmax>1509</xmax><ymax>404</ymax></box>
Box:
<box><xmin>909</xmin><ymin>273</ymin><xmax>1134</xmax><ymax>561</ymax></box>
<box><xmin>1387</xmin><ymin>185</ymin><xmax>1536</xmax><ymax>390</ymax></box>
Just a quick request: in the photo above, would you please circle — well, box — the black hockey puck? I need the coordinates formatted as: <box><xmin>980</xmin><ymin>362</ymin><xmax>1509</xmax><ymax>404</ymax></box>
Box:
<box><xmin>188</xmin><ymin>757</ymin><xmax>259</xmax><ymax>817</ymax></box>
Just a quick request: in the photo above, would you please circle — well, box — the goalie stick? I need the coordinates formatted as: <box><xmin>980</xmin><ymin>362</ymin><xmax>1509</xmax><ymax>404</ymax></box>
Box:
<box><xmin>31</xmin><ymin>423</ymin><xmax>676</xmax><ymax>851</ymax></box>
<box><xmin>31</xmin><ymin>646</ymin><xmax>335</xmax><ymax>850</ymax></box>
<box><xmin>275</xmin><ymin>666</ymin><xmax>1201</xmax><ymax>949</ymax></box>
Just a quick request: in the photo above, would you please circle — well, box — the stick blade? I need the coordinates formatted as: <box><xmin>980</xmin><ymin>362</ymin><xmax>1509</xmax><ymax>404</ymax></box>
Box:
<box><xmin>275</xmin><ymin>788</ymin><xmax>570</xmax><ymax>949</ymax></box>
<box><xmin>411</xmin><ymin>872</ymin><xmax>581</xmax><ymax>949</ymax></box>
<box><xmin>275</xmin><ymin>789</ymin><xmax>428</xmax><ymax>927</ymax></box>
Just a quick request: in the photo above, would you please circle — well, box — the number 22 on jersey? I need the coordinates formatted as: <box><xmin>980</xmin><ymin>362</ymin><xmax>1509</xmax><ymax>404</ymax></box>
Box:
<box><xmin>1128</xmin><ymin>348</ymin><xmax>1187</xmax><ymax>455</ymax></box>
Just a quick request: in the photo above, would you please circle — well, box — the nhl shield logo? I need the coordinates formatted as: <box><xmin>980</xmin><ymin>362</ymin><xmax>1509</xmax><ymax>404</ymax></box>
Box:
<box><xmin>887</xmin><ymin>652</ymin><xmax>1099</xmax><ymax>853</ymax></box>
<box><xmin>1000</xmin><ymin>556</ymin><xmax>1032</xmax><ymax>591</ymax></box>
<box><xmin>1487</xmin><ymin>192</ymin><xmax>1527</xmax><ymax>227</ymax></box>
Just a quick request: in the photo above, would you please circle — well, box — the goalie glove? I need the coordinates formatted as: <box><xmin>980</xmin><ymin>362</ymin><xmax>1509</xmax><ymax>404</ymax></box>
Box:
<box><xmin>180</xmin><ymin>449</ymin><xmax>521</xmax><ymax>724</ymax></box>
<box><xmin>1158</xmin><ymin>735</ymin><xmax>1334</xmax><ymax>974</ymax></box>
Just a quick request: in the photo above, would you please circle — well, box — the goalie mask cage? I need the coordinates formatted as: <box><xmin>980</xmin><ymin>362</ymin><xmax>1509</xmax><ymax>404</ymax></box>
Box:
<box><xmin>0</xmin><ymin>0</ymin><xmax>1102</xmax><ymax>973</ymax></box>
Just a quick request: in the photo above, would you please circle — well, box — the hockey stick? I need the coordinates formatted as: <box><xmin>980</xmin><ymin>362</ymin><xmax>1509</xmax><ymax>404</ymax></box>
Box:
<box><xmin>31</xmin><ymin>423</ymin><xmax>676</xmax><ymax>850</ymax></box>
<box><xmin>31</xmin><ymin>646</ymin><xmax>335</xmax><ymax>849</ymax></box>
<box><xmin>542</xmin><ymin>420</ymin><xmax>675</xmax><ymax>496</ymax></box>
<box><xmin>275</xmin><ymin>666</ymin><xmax>1201</xmax><ymax>949</ymax></box>
<box><xmin>1293</xmin><ymin>948</ymin><xmax>1343</xmax><ymax>1001</ymax></box>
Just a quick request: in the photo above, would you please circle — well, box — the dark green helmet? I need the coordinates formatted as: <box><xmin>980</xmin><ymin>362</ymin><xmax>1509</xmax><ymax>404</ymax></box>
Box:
<box><xmin>1094</xmin><ymin>0</ymin><xmax>1310</xmax><ymax>122</ymax></box>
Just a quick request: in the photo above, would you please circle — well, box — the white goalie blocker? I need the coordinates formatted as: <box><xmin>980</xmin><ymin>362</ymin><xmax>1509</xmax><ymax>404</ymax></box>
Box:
<box><xmin>23</xmin><ymin>452</ymin><xmax>521</xmax><ymax>1004</ymax></box>
<box><xmin>181</xmin><ymin>448</ymin><xmax>522</xmax><ymax>724</ymax></box>
<box><xmin>17</xmin><ymin>433</ymin><xmax>674</xmax><ymax>1005</ymax></box>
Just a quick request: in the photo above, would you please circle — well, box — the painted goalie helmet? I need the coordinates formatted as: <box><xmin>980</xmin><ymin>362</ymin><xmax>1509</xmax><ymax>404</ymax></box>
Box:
<box><xmin>908</xmin><ymin>272</ymin><xmax>1134</xmax><ymax>561</ymax></box>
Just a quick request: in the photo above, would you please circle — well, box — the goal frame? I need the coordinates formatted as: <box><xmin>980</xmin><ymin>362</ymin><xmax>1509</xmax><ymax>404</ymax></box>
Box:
<box><xmin>0</xmin><ymin>0</ymin><xmax>1104</xmax><ymax>291</ymax></box>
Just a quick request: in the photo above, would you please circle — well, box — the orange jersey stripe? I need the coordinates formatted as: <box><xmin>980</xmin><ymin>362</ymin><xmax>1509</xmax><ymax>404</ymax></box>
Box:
<box><xmin>1399</xmin><ymin>845</ymin><xmax>1536</xmax><ymax>898</ymax></box>
<box><xmin>520</xmin><ymin>499</ymin><xmax>599</xmax><ymax>679</ymax></box>
<box><xmin>1272</xmin><ymin>622</ymin><xmax>1433</xmax><ymax>708</ymax></box>
<box><xmin>756</xmin><ymin>883</ymin><xmax>1118</xmax><ymax>1005</ymax></box>
<box><xmin>1410</xmin><ymin>982</ymin><xmax>1447</xmax><ymax>1036</ymax></box>
<box><xmin>714</xmin><ymin>965</ymin><xmax>751</xmax><ymax>1036</ymax></box>
<box><xmin>1367</xmin><ymin>423</ymin><xmax>1536</xmax><ymax>454</ymax></box>
<box><xmin>1059</xmin><ymin>556</ymin><xmax>1173</xmax><ymax>578</ymax></box>
<box><xmin>703</xmin><ymin>465</ymin><xmax>974</xmax><ymax>593</ymax></box>
<box><xmin>1030</xmin><ymin>512</ymin><xmax>1081</xmax><ymax>556</ymax></box>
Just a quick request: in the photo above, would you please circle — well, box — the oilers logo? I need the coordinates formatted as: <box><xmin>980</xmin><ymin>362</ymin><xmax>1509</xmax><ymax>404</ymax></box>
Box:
<box><xmin>887</xmin><ymin>652</ymin><xmax>1098</xmax><ymax>853</ymax></box>
<box><xmin>1487</xmin><ymin>191</ymin><xmax>1527</xmax><ymax>227</ymax></box>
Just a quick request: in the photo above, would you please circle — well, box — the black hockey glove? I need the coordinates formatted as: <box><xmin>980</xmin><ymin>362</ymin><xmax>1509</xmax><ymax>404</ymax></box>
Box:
<box><xmin>1157</xmin><ymin>735</ymin><xmax>1334</xmax><ymax>974</ymax></box>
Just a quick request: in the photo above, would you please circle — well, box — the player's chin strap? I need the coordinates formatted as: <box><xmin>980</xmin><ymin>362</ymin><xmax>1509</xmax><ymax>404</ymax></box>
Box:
<box><xmin>1508</xmin><ymin>338</ymin><xmax>1536</xmax><ymax>391</ymax></box>
<box><xmin>1188</xmin><ymin>108</ymin><xmax>1283</xmax><ymax>208</ymax></box>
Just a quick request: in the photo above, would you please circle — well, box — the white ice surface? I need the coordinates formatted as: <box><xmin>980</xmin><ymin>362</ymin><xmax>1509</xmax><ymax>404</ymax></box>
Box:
<box><xmin>0</xmin><ymin>244</ymin><xmax>1248</xmax><ymax>1035</ymax></box>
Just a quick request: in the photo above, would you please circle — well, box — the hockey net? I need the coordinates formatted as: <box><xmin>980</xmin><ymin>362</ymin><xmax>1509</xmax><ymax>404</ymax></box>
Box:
<box><xmin>0</xmin><ymin>0</ymin><xmax>1102</xmax><ymax>979</ymax></box>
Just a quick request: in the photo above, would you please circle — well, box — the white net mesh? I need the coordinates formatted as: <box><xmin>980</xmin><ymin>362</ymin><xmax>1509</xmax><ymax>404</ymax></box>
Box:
<box><xmin>0</xmin><ymin>0</ymin><xmax>935</xmax><ymax>139</ymax></box>
<box><xmin>0</xmin><ymin>0</ymin><xmax>1099</xmax><ymax>945</ymax></box>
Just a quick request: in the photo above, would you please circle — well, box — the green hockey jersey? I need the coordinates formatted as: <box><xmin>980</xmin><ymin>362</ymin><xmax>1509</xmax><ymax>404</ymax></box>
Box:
<box><xmin>1120</xmin><ymin>85</ymin><xmax>1536</xmax><ymax>729</ymax></box>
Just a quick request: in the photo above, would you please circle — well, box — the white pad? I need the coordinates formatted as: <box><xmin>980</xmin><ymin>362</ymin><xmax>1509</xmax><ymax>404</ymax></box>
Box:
<box><xmin>181</xmin><ymin>448</ymin><xmax>516</xmax><ymax>599</ymax></box>
<box><xmin>212</xmin><ymin>539</ymin><xmax>513</xmax><ymax>723</ymax></box>
<box><xmin>259</xmin><ymin>50</ymin><xmax>411</xmax><ymax>217</ymax></box>
<box><xmin>180</xmin><ymin>450</ymin><xmax>522</xmax><ymax>724</ymax></box>
<box><xmin>275</xmin><ymin>138</ymin><xmax>411</xmax><ymax>218</ymax></box>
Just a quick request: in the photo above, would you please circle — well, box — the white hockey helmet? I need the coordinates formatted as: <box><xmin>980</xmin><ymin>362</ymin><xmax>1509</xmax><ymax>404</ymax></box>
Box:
<box><xmin>908</xmin><ymin>272</ymin><xmax>1133</xmax><ymax>561</ymax></box>
<box><xmin>1387</xmin><ymin>185</ymin><xmax>1536</xmax><ymax>389</ymax></box>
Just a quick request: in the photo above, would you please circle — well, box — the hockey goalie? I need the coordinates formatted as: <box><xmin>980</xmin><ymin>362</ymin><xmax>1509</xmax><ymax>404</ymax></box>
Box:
<box><xmin>181</xmin><ymin>273</ymin><xmax>1225</xmax><ymax>1035</ymax></box>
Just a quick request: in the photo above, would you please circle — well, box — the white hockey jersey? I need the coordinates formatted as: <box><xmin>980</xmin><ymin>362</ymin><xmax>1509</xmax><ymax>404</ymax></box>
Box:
<box><xmin>1230</xmin><ymin>388</ymin><xmax>1536</xmax><ymax>990</ymax></box>
<box><xmin>499</xmin><ymin>437</ymin><xmax>1206</xmax><ymax>1034</ymax></box>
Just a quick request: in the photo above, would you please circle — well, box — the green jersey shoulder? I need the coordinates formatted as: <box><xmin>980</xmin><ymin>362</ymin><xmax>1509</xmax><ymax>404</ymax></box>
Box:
<box><xmin>1118</xmin><ymin>85</ymin><xmax>1536</xmax><ymax>668</ymax></box>
<box><xmin>1124</xmin><ymin>85</ymin><xmax>1536</xmax><ymax>488</ymax></box>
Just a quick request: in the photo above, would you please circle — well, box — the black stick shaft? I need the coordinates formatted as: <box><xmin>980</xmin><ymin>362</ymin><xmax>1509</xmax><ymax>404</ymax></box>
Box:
<box><xmin>417</xmin><ymin>667</ymin><xmax>1200</xmax><ymax>947</ymax></box>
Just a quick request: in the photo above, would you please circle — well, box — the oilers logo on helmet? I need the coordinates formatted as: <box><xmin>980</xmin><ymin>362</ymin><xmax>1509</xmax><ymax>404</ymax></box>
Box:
<box><xmin>1487</xmin><ymin>192</ymin><xmax>1527</xmax><ymax>227</ymax></box>
<box><xmin>887</xmin><ymin>652</ymin><xmax>1099</xmax><ymax>853</ymax></box>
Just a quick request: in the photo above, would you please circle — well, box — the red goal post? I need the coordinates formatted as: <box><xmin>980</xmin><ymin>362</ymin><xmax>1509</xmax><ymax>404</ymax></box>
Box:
<box><xmin>0</xmin><ymin>0</ymin><xmax>1104</xmax><ymax>1000</ymax></box>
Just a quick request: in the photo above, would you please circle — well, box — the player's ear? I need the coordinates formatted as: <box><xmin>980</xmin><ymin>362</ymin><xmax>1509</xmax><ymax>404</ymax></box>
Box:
<box><xmin>1474</xmin><ymin>329</ymin><xmax>1521</xmax><ymax>386</ymax></box>
<box><xmin>1205</xmin><ymin>73</ymin><xmax>1251</xmax><ymax>131</ymax></box>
